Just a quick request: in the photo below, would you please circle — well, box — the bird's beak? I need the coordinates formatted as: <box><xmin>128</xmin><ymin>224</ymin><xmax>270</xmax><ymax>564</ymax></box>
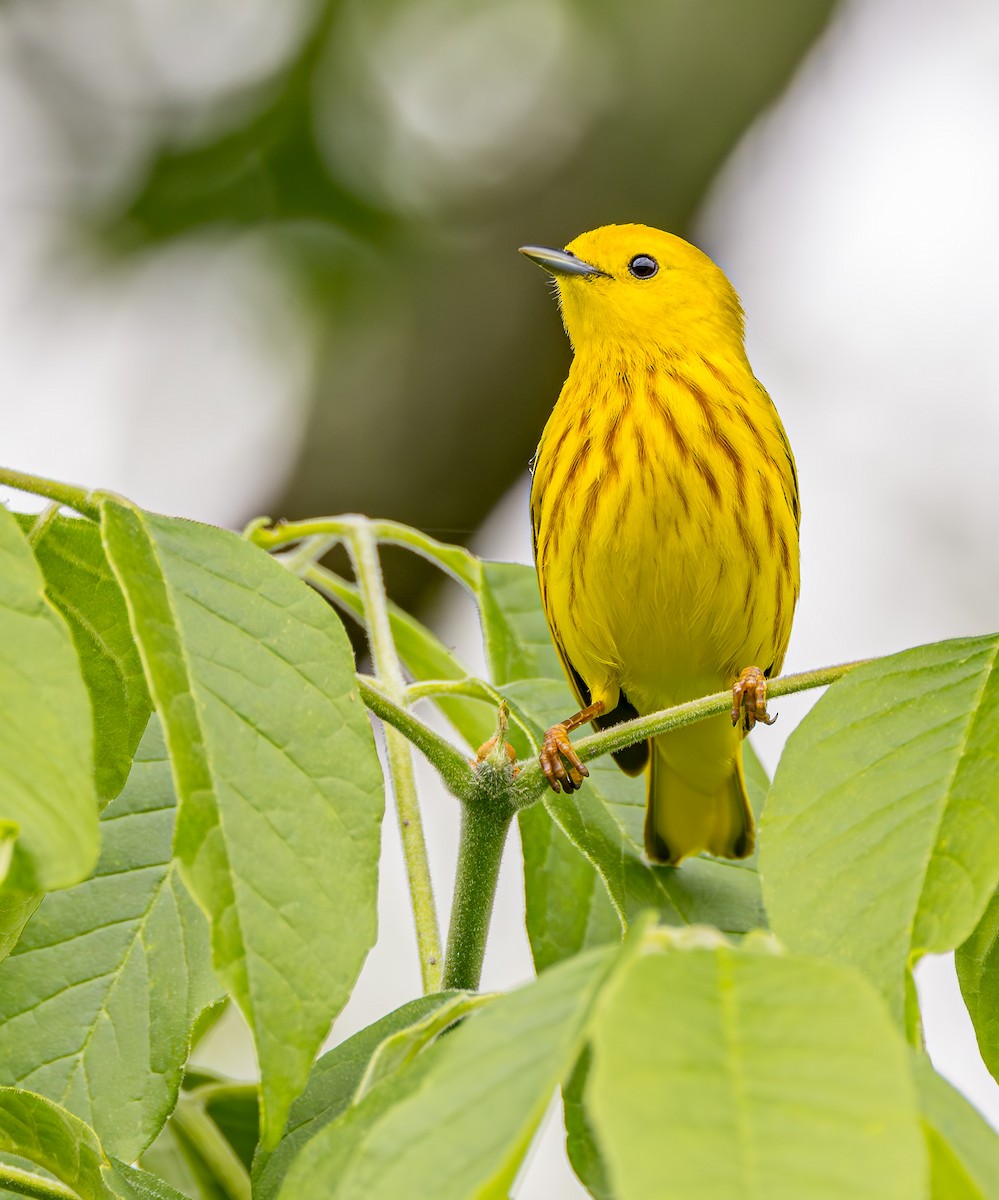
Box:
<box><xmin>519</xmin><ymin>245</ymin><xmax>608</xmax><ymax>278</ymax></box>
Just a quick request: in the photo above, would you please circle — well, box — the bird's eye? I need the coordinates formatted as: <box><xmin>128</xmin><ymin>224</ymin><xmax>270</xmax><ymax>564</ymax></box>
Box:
<box><xmin>628</xmin><ymin>254</ymin><xmax>658</xmax><ymax>279</ymax></box>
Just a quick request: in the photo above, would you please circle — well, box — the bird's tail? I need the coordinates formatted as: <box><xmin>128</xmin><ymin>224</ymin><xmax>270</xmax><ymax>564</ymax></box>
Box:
<box><xmin>643</xmin><ymin>719</ymin><xmax>754</xmax><ymax>865</ymax></box>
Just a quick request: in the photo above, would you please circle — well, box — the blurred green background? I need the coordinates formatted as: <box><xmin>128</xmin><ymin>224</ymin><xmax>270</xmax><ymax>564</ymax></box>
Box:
<box><xmin>1</xmin><ymin>0</ymin><xmax>837</xmax><ymax>604</ymax></box>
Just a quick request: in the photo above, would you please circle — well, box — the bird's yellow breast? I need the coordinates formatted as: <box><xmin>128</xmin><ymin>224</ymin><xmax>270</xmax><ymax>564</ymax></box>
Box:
<box><xmin>531</xmin><ymin>346</ymin><xmax>799</xmax><ymax>716</ymax></box>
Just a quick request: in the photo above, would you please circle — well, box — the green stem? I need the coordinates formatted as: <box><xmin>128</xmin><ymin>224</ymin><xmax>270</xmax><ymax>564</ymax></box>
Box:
<box><xmin>511</xmin><ymin>660</ymin><xmax>868</xmax><ymax>808</ymax></box>
<box><xmin>250</xmin><ymin>516</ymin><xmax>481</xmax><ymax>590</ymax></box>
<box><xmin>0</xmin><ymin>467</ymin><xmax>99</xmax><ymax>520</ymax></box>
<box><xmin>171</xmin><ymin>1098</ymin><xmax>251</xmax><ymax>1200</ymax></box>
<box><xmin>345</xmin><ymin>525</ymin><xmax>444</xmax><ymax>994</ymax></box>
<box><xmin>186</xmin><ymin>1080</ymin><xmax>260</xmax><ymax>1108</ymax></box>
<box><xmin>356</xmin><ymin>677</ymin><xmax>475</xmax><ymax>801</ymax></box>
<box><xmin>0</xmin><ymin>1166</ymin><xmax>77</xmax><ymax>1200</ymax></box>
<box><xmin>278</xmin><ymin>534</ymin><xmax>340</xmax><ymax>573</ymax></box>
<box><xmin>385</xmin><ymin>724</ymin><xmax>445</xmax><ymax>983</ymax></box>
<box><xmin>404</xmin><ymin>677</ymin><xmax>486</xmax><ymax>701</ymax></box>
<box><xmin>358</xmin><ymin>520</ymin><xmax>481</xmax><ymax>590</ymax></box>
<box><xmin>442</xmin><ymin>798</ymin><xmax>514</xmax><ymax>991</ymax></box>
<box><xmin>403</xmin><ymin>677</ymin><xmax>540</xmax><ymax>752</ymax></box>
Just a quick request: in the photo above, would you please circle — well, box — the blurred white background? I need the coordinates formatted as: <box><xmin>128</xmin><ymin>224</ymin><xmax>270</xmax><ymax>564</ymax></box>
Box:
<box><xmin>3</xmin><ymin>0</ymin><xmax>999</xmax><ymax>1194</ymax></box>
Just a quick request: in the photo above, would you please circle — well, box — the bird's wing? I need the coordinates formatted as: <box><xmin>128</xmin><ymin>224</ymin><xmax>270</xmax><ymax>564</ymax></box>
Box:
<box><xmin>530</xmin><ymin>475</ymin><xmax>648</xmax><ymax>775</ymax></box>
<box><xmin>756</xmin><ymin>378</ymin><xmax>801</xmax><ymax>532</ymax></box>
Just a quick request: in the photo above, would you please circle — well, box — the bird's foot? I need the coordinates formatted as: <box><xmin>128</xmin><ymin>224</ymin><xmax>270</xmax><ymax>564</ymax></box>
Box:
<box><xmin>540</xmin><ymin>724</ymin><xmax>588</xmax><ymax>793</ymax></box>
<box><xmin>732</xmin><ymin>665</ymin><xmax>776</xmax><ymax>733</ymax></box>
<box><xmin>540</xmin><ymin>700</ymin><xmax>604</xmax><ymax>793</ymax></box>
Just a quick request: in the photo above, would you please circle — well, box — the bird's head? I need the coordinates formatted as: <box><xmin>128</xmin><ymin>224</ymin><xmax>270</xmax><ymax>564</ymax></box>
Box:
<box><xmin>519</xmin><ymin>223</ymin><xmax>745</xmax><ymax>356</ymax></box>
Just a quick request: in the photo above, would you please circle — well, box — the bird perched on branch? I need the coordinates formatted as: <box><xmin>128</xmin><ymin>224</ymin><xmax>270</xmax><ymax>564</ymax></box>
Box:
<box><xmin>521</xmin><ymin>224</ymin><xmax>800</xmax><ymax>865</ymax></box>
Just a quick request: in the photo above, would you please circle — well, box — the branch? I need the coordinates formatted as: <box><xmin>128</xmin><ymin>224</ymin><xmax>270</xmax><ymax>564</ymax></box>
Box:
<box><xmin>248</xmin><ymin>515</ymin><xmax>481</xmax><ymax>591</ymax></box>
<box><xmin>344</xmin><ymin>524</ymin><xmax>444</xmax><ymax>993</ymax></box>
<box><xmin>171</xmin><ymin>1098</ymin><xmax>251</xmax><ymax>1200</ymax></box>
<box><xmin>356</xmin><ymin>676</ymin><xmax>476</xmax><ymax>801</ymax></box>
<box><xmin>511</xmin><ymin>660</ymin><xmax>869</xmax><ymax>808</ymax></box>
<box><xmin>403</xmin><ymin>677</ymin><xmax>541</xmax><ymax>753</ymax></box>
<box><xmin>440</xmin><ymin>703</ymin><xmax>519</xmax><ymax>991</ymax></box>
<box><xmin>277</xmin><ymin>534</ymin><xmax>340</xmax><ymax>573</ymax></box>
<box><xmin>441</xmin><ymin>799</ymin><xmax>512</xmax><ymax>992</ymax></box>
<box><xmin>0</xmin><ymin>1165</ymin><xmax>77</xmax><ymax>1200</ymax></box>
<box><xmin>0</xmin><ymin>466</ymin><xmax>99</xmax><ymax>520</ymax></box>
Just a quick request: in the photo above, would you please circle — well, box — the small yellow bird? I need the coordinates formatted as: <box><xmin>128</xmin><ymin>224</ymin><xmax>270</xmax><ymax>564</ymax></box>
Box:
<box><xmin>521</xmin><ymin>224</ymin><xmax>800</xmax><ymax>865</ymax></box>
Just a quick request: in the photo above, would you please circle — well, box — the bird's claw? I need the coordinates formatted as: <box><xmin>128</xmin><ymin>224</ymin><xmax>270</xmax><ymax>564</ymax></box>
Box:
<box><xmin>540</xmin><ymin>722</ymin><xmax>589</xmax><ymax>793</ymax></box>
<box><xmin>732</xmin><ymin>665</ymin><xmax>776</xmax><ymax>733</ymax></box>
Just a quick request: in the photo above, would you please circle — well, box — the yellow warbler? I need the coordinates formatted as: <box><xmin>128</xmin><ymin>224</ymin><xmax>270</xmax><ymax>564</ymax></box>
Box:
<box><xmin>521</xmin><ymin>224</ymin><xmax>800</xmax><ymax>864</ymax></box>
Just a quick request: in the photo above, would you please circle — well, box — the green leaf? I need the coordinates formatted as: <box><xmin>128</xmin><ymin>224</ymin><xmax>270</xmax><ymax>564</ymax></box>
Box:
<box><xmin>275</xmin><ymin>946</ymin><xmax>620</xmax><ymax>1200</ymax></box>
<box><xmin>956</xmin><ymin>889</ymin><xmax>999</xmax><ymax>1086</ymax></box>
<box><xmin>0</xmin><ymin>718</ymin><xmax>221</xmax><ymax>1161</ymax></box>
<box><xmin>562</xmin><ymin>1048</ymin><xmax>612</xmax><ymax>1200</ymax></box>
<box><xmin>546</xmin><ymin>736</ymin><xmax>752</xmax><ymax>1200</ymax></box>
<box><xmin>520</xmin><ymin>739</ymin><xmax>769</xmax><ymax>977</ymax></box>
<box><xmin>519</xmin><ymin>803</ymin><xmax>621</xmax><ymax>973</ymax></box>
<box><xmin>0</xmin><ymin>1088</ymin><xmax>114</xmax><ymax>1200</ymax></box>
<box><xmin>914</xmin><ymin>1055</ymin><xmax>999</xmax><ymax>1199</ymax></box>
<box><xmin>27</xmin><ymin>514</ymin><xmax>152</xmax><ymax>805</ymax></box>
<box><xmin>0</xmin><ymin>891</ymin><xmax>38</xmax><ymax>964</ymax></box>
<box><xmin>107</xmin><ymin>1158</ymin><xmax>194</xmax><ymax>1200</ymax></box>
<box><xmin>586</xmin><ymin>937</ymin><xmax>926</xmax><ymax>1200</ymax></box>
<box><xmin>0</xmin><ymin>505</ymin><xmax>98</xmax><ymax>892</ymax></box>
<box><xmin>506</xmin><ymin>679</ymin><xmax>765</xmax><ymax>935</ymax></box>
<box><xmin>761</xmin><ymin>635</ymin><xmax>999</xmax><ymax>1022</ymax></box>
<box><xmin>253</xmin><ymin>993</ymin><xmax>466</xmax><ymax>1200</ymax></box>
<box><xmin>99</xmin><ymin>498</ymin><xmax>384</xmax><ymax>1148</ymax></box>
<box><xmin>924</xmin><ymin>1124</ymin><xmax>985</xmax><ymax>1200</ymax></box>
<box><xmin>353</xmin><ymin>992</ymin><xmax>492</xmax><ymax>1101</ymax></box>
<box><xmin>479</xmin><ymin>560</ymin><xmax>562</xmax><ymax>684</ymax></box>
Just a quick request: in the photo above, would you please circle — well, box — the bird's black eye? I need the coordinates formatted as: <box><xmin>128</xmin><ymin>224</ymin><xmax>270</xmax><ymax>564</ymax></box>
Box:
<box><xmin>628</xmin><ymin>254</ymin><xmax>658</xmax><ymax>279</ymax></box>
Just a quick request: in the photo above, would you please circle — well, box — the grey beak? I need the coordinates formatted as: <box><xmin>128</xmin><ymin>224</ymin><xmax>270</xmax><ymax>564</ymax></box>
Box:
<box><xmin>519</xmin><ymin>245</ymin><xmax>608</xmax><ymax>278</ymax></box>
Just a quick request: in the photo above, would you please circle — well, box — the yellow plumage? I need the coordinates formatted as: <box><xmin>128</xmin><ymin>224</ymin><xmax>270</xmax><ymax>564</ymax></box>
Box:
<box><xmin>523</xmin><ymin>224</ymin><xmax>800</xmax><ymax>865</ymax></box>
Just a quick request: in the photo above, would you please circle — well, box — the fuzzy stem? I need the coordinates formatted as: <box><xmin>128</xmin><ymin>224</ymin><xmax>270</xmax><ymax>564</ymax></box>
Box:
<box><xmin>345</xmin><ymin>524</ymin><xmax>444</xmax><ymax>994</ymax></box>
<box><xmin>441</xmin><ymin>798</ymin><xmax>513</xmax><ymax>992</ymax></box>
<box><xmin>250</xmin><ymin>516</ymin><xmax>481</xmax><ymax>590</ymax></box>
<box><xmin>0</xmin><ymin>466</ymin><xmax>99</xmax><ymax>520</ymax></box>
<box><xmin>0</xmin><ymin>1166</ymin><xmax>77</xmax><ymax>1200</ymax></box>
<box><xmin>511</xmin><ymin>660</ymin><xmax>869</xmax><ymax>808</ymax></box>
<box><xmin>355</xmin><ymin>677</ymin><xmax>475</xmax><ymax>801</ymax></box>
<box><xmin>171</xmin><ymin>1099</ymin><xmax>251</xmax><ymax>1200</ymax></box>
<box><xmin>403</xmin><ymin>677</ymin><xmax>540</xmax><ymax>752</ymax></box>
<box><xmin>278</xmin><ymin>534</ymin><xmax>340</xmax><ymax>573</ymax></box>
